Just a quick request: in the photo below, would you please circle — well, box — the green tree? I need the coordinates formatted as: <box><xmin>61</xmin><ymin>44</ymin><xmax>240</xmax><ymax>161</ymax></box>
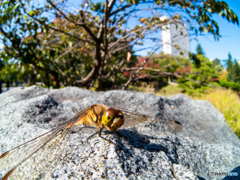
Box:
<box><xmin>0</xmin><ymin>53</ymin><xmax>21</xmax><ymax>84</ymax></box>
<box><xmin>219</xmin><ymin>53</ymin><xmax>240</xmax><ymax>93</ymax></box>
<box><xmin>178</xmin><ymin>54</ymin><xmax>218</xmax><ymax>95</ymax></box>
<box><xmin>212</xmin><ymin>58</ymin><xmax>223</xmax><ymax>75</ymax></box>
<box><xmin>233</xmin><ymin>60</ymin><xmax>240</xmax><ymax>84</ymax></box>
<box><xmin>196</xmin><ymin>44</ymin><xmax>205</xmax><ymax>55</ymax></box>
<box><xmin>227</xmin><ymin>53</ymin><xmax>236</xmax><ymax>82</ymax></box>
<box><xmin>0</xmin><ymin>0</ymin><xmax>239</xmax><ymax>89</ymax></box>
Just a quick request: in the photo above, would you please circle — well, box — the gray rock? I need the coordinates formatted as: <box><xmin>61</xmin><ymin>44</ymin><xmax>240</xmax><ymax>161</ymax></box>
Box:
<box><xmin>0</xmin><ymin>85</ymin><xmax>239</xmax><ymax>180</ymax></box>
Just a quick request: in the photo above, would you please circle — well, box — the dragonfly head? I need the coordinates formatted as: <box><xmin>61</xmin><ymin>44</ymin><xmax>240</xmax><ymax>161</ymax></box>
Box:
<box><xmin>102</xmin><ymin>108</ymin><xmax>124</xmax><ymax>131</ymax></box>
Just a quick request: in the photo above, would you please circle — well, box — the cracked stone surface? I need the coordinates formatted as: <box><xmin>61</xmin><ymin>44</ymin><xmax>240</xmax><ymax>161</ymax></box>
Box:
<box><xmin>0</xmin><ymin>85</ymin><xmax>240</xmax><ymax>180</ymax></box>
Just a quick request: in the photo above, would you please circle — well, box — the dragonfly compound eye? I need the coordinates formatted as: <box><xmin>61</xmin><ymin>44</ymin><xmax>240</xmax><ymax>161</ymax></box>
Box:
<box><xmin>102</xmin><ymin>108</ymin><xmax>118</xmax><ymax>126</ymax></box>
<box><xmin>102</xmin><ymin>108</ymin><xmax>124</xmax><ymax>131</ymax></box>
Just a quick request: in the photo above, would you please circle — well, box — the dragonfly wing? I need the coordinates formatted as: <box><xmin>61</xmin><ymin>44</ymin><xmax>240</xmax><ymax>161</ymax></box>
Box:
<box><xmin>118</xmin><ymin>109</ymin><xmax>148</xmax><ymax>129</ymax></box>
<box><xmin>148</xmin><ymin>117</ymin><xmax>183</xmax><ymax>133</ymax></box>
<box><xmin>0</xmin><ymin>106</ymin><xmax>93</xmax><ymax>179</ymax></box>
<box><xmin>0</xmin><ymin>126</ymin><xmax>69</xmax><ymax>179</ymax></box>
<box><xmin>119</xmin><ymin>109</ymin><xmax>182</xmax><ymax>133</ymax></box>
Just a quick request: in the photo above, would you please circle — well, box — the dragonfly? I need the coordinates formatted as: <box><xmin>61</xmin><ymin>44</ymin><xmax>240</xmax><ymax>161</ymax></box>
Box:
<box><xmin>0</xmin><ymin>104</ymin><xmax>182</xmax><ymax>179</ymax></box>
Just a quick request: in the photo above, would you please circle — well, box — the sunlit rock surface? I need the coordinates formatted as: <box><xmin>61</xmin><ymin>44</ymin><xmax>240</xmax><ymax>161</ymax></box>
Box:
<box><xmin>0</xmin><ymin>85</ymin><xmax>239</xmax><ymax>180</ymax></box>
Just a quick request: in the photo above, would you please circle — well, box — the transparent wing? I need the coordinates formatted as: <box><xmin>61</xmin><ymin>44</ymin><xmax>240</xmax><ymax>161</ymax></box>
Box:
<box><xmin>0</xmin><ymin>106</ymin><xmax>93</xmax><ymax>179</ymax></box>
<box><xmin>119</xmin><ymin>109</ymin><xmax>148</xmax><ymax>129</ymax></box>
<box><xmin>119</xmin><ymin>109</ymin><xmax>183</xmax><ymax>133</ymax></box>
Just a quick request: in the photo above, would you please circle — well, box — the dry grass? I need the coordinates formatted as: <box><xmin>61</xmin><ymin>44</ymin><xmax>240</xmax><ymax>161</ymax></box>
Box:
<box><xmin>195</xmin><ymin>88</ymin><xmax>240</xmax><ymax>138</ymax></box>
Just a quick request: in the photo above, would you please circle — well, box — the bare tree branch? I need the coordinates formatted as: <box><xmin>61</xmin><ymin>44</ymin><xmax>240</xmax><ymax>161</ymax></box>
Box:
<box><xmin>28</xmin><ymin>14</ymin><xmax>94</xmax><ymax>45</ymax></box>
<box><xmin>47</xmin><ymin>0</ymin><xmax>98</xmax><ymax>42</ymax></box>
<box><xmin>52</xmin><ymin>42</ymin><xmax>82</xmax><ymax>63</ymax></box>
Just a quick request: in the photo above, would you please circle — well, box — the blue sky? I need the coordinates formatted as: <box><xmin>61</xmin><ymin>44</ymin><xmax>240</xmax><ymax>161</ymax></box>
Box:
<box><xmin>190</xmin><ymin>0</ymin><xmax>240</xmax><ymax>61</ymax></box>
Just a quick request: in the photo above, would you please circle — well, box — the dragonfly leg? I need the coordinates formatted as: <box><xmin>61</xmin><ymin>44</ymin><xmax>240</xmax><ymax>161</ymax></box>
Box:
<box><xmin>86</xmin><ymin>131</ymin><xmax>99</xmax><ymax>141</ymax></box>
<box><xmin>98</xmin><ymin>128</ymin><xmax>116</xmax><ymax>145</ymax></box>
<box><xmin>98</xmin><ymin>129</ymin><xmax>131</xmax><ymax>155</ymax></box>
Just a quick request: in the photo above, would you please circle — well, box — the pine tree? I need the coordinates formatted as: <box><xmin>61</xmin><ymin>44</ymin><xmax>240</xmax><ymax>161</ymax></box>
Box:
<box><xmin>212</xmin><ymin>58</ymin><xmax>223</xmax><ymax>75</ymax></box>
<box><xmin>234</xmin><ymin>60</ymin><xmax>240</xmax><ymax>83</ymax></box>
<box><xmin>196</xmin><ymin>44</ymin><xmax>205</xmax><ymax>55</ymax></box>
<box><xmin>227</xmin><ymin>53</ymin><xmax>235</xmax><ymax>82</ymax></box>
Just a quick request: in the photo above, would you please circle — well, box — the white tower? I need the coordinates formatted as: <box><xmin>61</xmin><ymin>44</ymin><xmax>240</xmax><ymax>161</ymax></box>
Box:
<box><xmin>161</xmin><ymin>16</ymin><xmax>190</xmax><ymax>58</ymax></box>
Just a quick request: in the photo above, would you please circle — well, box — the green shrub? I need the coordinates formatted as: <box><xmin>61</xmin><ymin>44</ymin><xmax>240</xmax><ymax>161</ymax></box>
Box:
<box><xmin>219</xmin><ymin>80</ymin><xmax>240</xmax><ymax>93</ymax></box>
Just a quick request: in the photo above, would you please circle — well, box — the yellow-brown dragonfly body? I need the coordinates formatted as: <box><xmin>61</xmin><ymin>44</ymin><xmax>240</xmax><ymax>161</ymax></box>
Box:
<box><xmin>66</xmin><ymin>104</ymin><xmax>124</xmax><ymax>131</ymax></box>
<box><xmin>0</xmin><ymin>104</ymin><xmax>182</xmax><ymax>179</ymax></box>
